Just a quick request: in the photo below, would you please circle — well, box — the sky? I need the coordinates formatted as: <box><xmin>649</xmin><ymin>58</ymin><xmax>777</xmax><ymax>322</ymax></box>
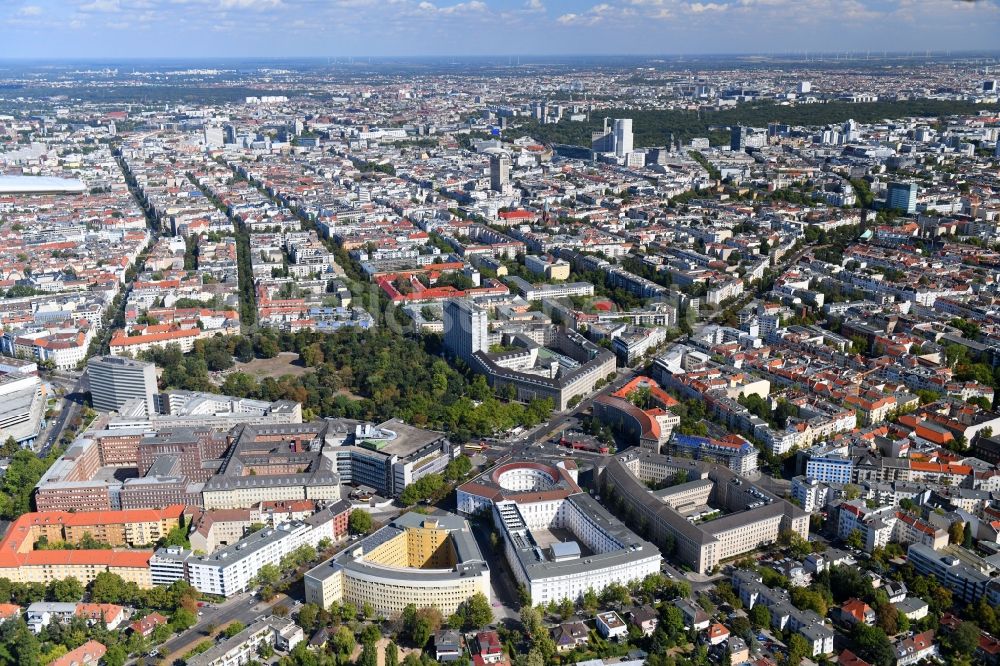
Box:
<box><xmin>1</xmin><ymin>0</ymin><xmax>999</xmax><ymax>59</ymax></box>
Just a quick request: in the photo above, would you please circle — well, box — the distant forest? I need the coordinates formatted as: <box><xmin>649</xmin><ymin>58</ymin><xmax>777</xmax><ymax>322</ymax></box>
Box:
<box><xmin>505</xmin><ymin>99</ymin><xmax>999</xmax><ymax>148</ymax></box>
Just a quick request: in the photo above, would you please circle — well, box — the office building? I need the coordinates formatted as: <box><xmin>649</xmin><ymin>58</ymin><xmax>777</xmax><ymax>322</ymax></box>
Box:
<box><xmin>599</xmin><ymin>450</ymin><xmax>808</xmax><ymax>574</ymax></box>
<box><xmin>906</xmin><ymin>544</ymin><xmax>990</xmax><ymax>604</ymax></box>
<box><xmin>304</xmin><ymin>511</ymin><xmax>489</xmax><ymax>618</ymax></box>
<box><xmin>204</xmin><ymin>125</ymin><xmax>225</xmax><ymax>148</ymax></box>
<box><xmin>443</xmin><ymin>299</ymin><xmax>488</xmax><ymax>363</ymax></box>
<box><xmin>489</xmin><ymin>152</ymin><xmax>510</xmax><ymax>192</ymax></box>
<box><xmin>457</xmin><ymin>460</ymin><xmax>660</xmax><ymax>605</ymax></box>
<box><xmin>731</xmin><ymin>125</ymin><xmax>766</xmax><ymax>152</ymax></box>
<box><xmin>0</xmin><ymin>368</ymin><xmax>46</xmax><ymax>447</ymax></box>
<box><xmin>88</xmin><ymin>355</ymin><xmax>158</xmax><ymax>416</ymax></box>
<box><xmin>324</xmin><ymin>418</ymin><xmax>455</xmax><ymax>498</ymax></box>
<box><xmin>591</xmin><ymin>118</ymin><xmax>634</xmax><ymax>158</ymax></box>
<box><xmin>614</xmin><ymin>118</ymin><xmax>633</xmax><ymax>157</ymax></box>
<box><xmin>886</xmin><ymin>182</ymin><xmax>918</xmax><ymax>214</ymax></box>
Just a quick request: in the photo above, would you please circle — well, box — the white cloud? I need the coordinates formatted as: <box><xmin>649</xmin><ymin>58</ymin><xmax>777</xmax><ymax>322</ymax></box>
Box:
<box><xmin>80</xmin><ymin>0</ymin><xmax>119</xmax><ymax>11</ymax></box>
<box><xmin>687</xmin><ymin>2</ymin><xmax>728</xmax><ymax>12</ymax></box>
<box><xmin>18</xmin><ymin>4</ymin><xmax>43</xmax><ymax>15</ymax></box>
<box><xmin>555</xmin><ymin>3</ymin><xmax>623</xmax><ymax>25</ymax></box>
<box><xmin>524</xmin><ymin>0</ymin><xmax>544</xmax><ymax>10</ymax></box>
<box><xmin>219</xmin><ymin>0</ymin><xmax>283</xmax><ymax>8</ymax></box>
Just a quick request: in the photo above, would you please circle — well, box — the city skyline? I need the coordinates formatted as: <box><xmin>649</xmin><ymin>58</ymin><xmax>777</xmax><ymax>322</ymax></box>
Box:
<box><xmin>3</xmin><ymin>0</ymin><xmax>999</xmax><ymax>59</ymax></box>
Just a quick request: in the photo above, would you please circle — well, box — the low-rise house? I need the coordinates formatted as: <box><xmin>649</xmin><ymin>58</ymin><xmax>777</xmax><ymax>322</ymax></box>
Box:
<box><xmin>892</xmin><ymin>630</ymin><xmax>938</xmax><ymax>666</ymax></box>
<box><xmin>25</xmin><ymin>602</ymin><xmax>77</xmax><ymax>634</ymax></box>
<box><xmin>629</xmin><ymin>606</ymin><xmax>659</xmax><ymax>637</ymax></box>
<box><xmin>892</xmin><ymin>597</ymin><xmax>928</xmax><ymax>621</ymax></box>
<box><xmin>49</xmin><ymin>641</ymin><xmax>105</xmax><ymax>666</ymax></box>
<box><xmin>553</xmin><ymin>621</ymin><xmax>589</xmax><ymax>653</ymax></box>
<box><xmin>728</xmin><ymin>636</ymin><xmax>749</xmax><ymax>663</ymax></box>
<box><xmin>596</xmin><ymin>611</ymin><xmax>628</xmax><ymax>641</ymax></box>
<box><xmin>186</xmin><ymin>616</ymin><xmax>303</xmax><ymax>666</ymax></box>
<box><xmin>434</xmin><ymin>630</ymin><xmax>463</xmax><ymax>662</ymax></box>
<box><xmin>0</xmin><ymin>604</ymin><xmax>20</xmax><ymax>623</ymax></box>
<box><xmin>838</xmin><ymin>649</ymin><xmax>872</xmax><ymax>666</ymax></box>
<box><xmin>707</xmin><ymin>623</ymin><xmax>730</xmax><ymax>646</ymax></box>
<box><xmin>883</xmin><ymin>581</ymin><xmax>907</xmax><ymax>604</ymax></box>
<box><xmin>675</xmin><ymin>599</ymin><xmax>711</xmax><ymax>631</ymax></box>
<box><xmin>129</xmin><ymin>612</ymin><xmax>168</xmax><ymax>637</ymax></box>
<box><xmin>75</xmin><ymin>603</ymin><xmax>127</xmax><ymax>630</ymax></box>
<box><xmin>838</xmin><ymin>598</ymin><xmax>875</xmax><ymax>627</ymax></box>
<box><xmin>471</xmin><ymin>630</ymin><xmax>507</xmax><ymax>666</ymax></box>
<box><xmin>978</xmin><ymin>633</ymin><xmax>1000</xmax><ymax>666</ymax></box>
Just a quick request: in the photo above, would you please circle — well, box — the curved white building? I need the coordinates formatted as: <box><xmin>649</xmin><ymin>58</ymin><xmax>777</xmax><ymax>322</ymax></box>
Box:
<box><xmin>458</xmin><ymin>460</ymin><xmax>661</xmax><ymax>606</ymax></box>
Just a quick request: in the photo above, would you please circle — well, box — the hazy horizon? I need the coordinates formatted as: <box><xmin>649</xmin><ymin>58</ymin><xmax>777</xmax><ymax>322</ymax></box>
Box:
<box><xmin>3</xmin><ymin>0</ymin><xmax>999</xmax><ymax>60</ymax></box>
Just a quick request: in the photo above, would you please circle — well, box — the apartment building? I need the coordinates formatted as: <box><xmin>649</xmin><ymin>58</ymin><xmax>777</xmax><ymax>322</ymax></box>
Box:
<box><xmin>731</xmin><ymin>569</ymin><xmax>835</xmax><ymax>657</ymax></box>
<box><xmin>187</xmin><ymin>617</ymin><xmax>303</xmax><ymax>666</ymax></box>
<box><xmin>184</xmin><ymin>508</ymin><xmax>339</xmax><ymax>596</ymax></box>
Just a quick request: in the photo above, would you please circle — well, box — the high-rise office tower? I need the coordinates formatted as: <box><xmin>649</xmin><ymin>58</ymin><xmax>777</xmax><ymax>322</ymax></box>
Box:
<box><xmin>614</xmin><ymin>118</ymin><xmax>633</xmax><ymax>157</ymax></box>
<box><xmin>731</xmin><ymin>125</ymin><xmax>748</xmax><ymax>151</ymax></box>
<box><xmin>88</xmin><ymin>355</ymin><xmax>158</xmax><ymax>416</ymax></box>
<box><xmin>443</xmin><ymin>300</ymin><xmax>488</xmax><ymax>363</ymax></box>
<box><xmin>591</xmin><ymin>118</ymin><xmax>634</xmax><ymax>157</ymax></box>
<box><xmin>489</xmin><ymin>152</ymin><xmax>510</xmax><ymax>192</ymax></box>
<box><xmin>886</xmin><ymin>182</ymin><xmax>918</xmax><ymax>214</ymax></box>
<box><xmin>204</xmin><ymin>125</ymin><xmax>225</xmax><ymax>148</ymax></box>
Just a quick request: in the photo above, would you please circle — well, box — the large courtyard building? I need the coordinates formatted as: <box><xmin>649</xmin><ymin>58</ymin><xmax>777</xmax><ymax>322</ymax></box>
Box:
<box><xmin>304</xmin><ymin>511</ymin><xmax>489</xmax><ymax>618</ymax></box>
<box><xmin>0</xmin><ymin>505</ymin><xmax>186</xmax><ymax>588</ymax></box>
<box><xmin>457</xmin><ymin>460</ymin><xmax>661</xmax><ymax>605</ymax></box>
<box><xmin>599</xmin><ymin>450</ymin><xmax>808</xmax><ymax>574</ymax></box>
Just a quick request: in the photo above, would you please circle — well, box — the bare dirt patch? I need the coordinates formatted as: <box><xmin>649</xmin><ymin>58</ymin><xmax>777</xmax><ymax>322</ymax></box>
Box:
<box><xmin>233</xmin><ymin>352</ymin><xmax>309</xmax><ymax>379</ymax></box>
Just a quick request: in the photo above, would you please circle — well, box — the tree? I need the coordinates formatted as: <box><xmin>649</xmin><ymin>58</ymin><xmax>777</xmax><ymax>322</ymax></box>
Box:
<box><xmin>171</xmin><ymin>608</ymin><xmax>197</xmax><ymax>632</ymax></box>
<box><xmin>348</xmin><ymin>509</ymin><xmax>373</xmax><ymax>535</ymax></box>
<box><xmin>520</xmin><ymin>605</ymin><xmax>543</xmax><ymax>638</ymax></box>
<box><xmin>559</xmin><ymin>597</ymin><xmax>575</xmax><ymax>620</ymax></box>
<box><xmin>852</xmin><ymin>623</ymin><xmax>894</xmax><ymax>666</ymax></box>
<box><xmin>331</xmin><ymin>625</ymin><xmax>355</xmax><ymax>658</ymax></box>
<box><xmin>254</xmin><ymin>564</ymin><xmax>280</xmax><ymax>588</ymax></box>
<box><xmin>948</xmin><ymin>521</ymin><xmax>965</xmax><ymax>545</ymax></box>
<box><xmin>385</xmin><ymin>642</ymin><xmax>400</xmax><ymax>666</ymax></box>
<box><xmin>89</xmin><ymin>572</ymin><xmax>130</xmax><ymax>604</ymax></box>
<box><xmin>787</xmin><ymin>634</ymin><xmax>810</xmax><ymax>665</ymax></box>
<box><xmin>296</xmin><ymin>603</ymin><xmax>318</xmax><ymax>632</ymax></box>
<box><xmin>222</xmin><ymin>621</ymin><xmax>245</xmax><ymax>638</ymax></box>
<box><xmin>951</xmin><ymin>621</ymin><xmax>981</xmax><ymax>656</ymax></box>
<box><xmin>663</xmin><ymin>605</ymin><xmax>685</xmax><ymax>640</ymax></box>
<box><xmin>874</xmin><ymin>600</ymin><xmax>898</xmax><ymax>636</ymax></box>
<box><xmin>525</xmin><ymin>649</ymin><xmax>545</xmax><ymax>666</ymax></box>
<box><xmin>749</xmin><ymin>603</ymin><xmax>771</xmax><ymax>630</ymax></box>
<box><xmin>103</xmin><ymin>644</ymin><xmax>127</xmax><ymax>666</ymax></box>
<box><xmin>46</xmin><ymin>577</ymin><xmax>83</xmax><ymax>603</ymax></box>
<box><xmin>846</xmin><ymin>528</ymin><xmax>865</xmax><ymax>551</ymax></box>
<box><xmin>729</xmin><ymin>615</ymin><xmax>751</xmax><ymax>640</ymax></box>
<box><xmin>462</xmin><ymin>592</ymin><xmax>493</xmax><ymax>630</ymax></box>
